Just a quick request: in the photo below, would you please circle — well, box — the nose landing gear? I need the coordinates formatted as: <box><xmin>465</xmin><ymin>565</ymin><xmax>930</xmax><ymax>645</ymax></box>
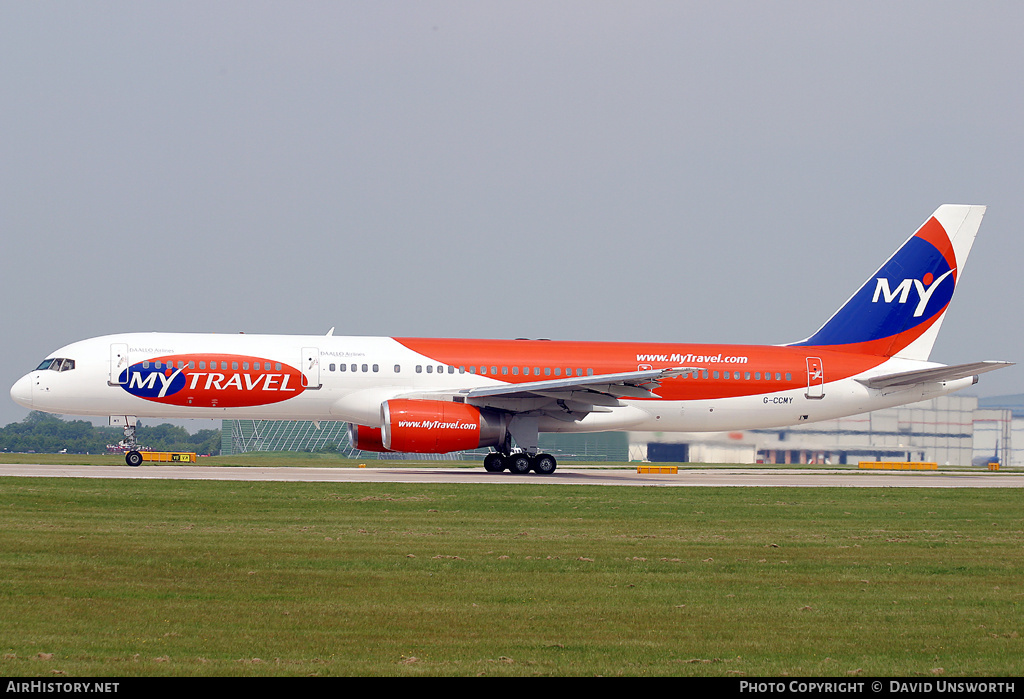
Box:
<box><xmin>110</xmin><ymin>415</ymin><xmax>143</xmax><ymax>467</ymax></box>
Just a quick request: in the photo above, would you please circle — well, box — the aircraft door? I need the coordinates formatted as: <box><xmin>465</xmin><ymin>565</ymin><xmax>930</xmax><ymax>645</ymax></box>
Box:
<box><xmin>109</xmin><ymin>344</ymin><xmax>129</xmax><ymax>385</ymax></box>
<box><xmin>805</xmin><ymin>357</ymin><xmax>824</xmax><ymax>399</ymax></box>
<box><xmin>301</xmin><ymin>347</ymin><xmax>321</xmax><ymax>389</ymax></box>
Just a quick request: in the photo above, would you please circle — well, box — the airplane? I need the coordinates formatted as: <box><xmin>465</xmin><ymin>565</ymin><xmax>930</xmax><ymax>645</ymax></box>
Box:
<box><xmin>10</xmin><ymin>204</ymin><xmax>1012</xmax><ymax>472</ymax></box>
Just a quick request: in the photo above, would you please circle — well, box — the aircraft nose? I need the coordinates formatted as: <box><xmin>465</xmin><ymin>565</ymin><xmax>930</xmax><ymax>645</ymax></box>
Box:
<box><xmin>10</xmin><ymin>374</ymin><xmax>33</xmax><ymax>409</ymax></box>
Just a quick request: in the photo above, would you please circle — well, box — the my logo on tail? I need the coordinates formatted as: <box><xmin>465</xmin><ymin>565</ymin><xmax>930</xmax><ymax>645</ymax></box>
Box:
<box><xmin>872</xmin><ymin>268</ymin><xmax>956</xmax><ymax>318</ymax></box>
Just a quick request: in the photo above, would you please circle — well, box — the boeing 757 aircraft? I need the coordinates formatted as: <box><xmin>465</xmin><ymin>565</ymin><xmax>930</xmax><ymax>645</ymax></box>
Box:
<box><xmin>11</xmin><ymin>205</ymin><xmax>1011</xmax><ymax>472</ymax></box>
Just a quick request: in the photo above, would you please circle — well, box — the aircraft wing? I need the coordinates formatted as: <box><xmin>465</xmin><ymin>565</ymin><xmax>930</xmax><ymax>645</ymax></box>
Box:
<box><xmin>856</xmin><ymin>360</ymin><xmax>1013</xmax><ymax>390</ymax></box>
<box><xmin>461</xmin><ymin>366</ymin><xmax>694</xmax><ymax>399</ymax></box>
<box><xmin>395</xmin><ymin>366</ymin><xmax>697</xmax><ymax>421</ymax></box>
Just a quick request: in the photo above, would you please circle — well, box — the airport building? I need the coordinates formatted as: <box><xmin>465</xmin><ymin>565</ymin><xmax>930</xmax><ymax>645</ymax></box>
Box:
<box><xmin>631</xmin><ymin>395</ymin><xmax>1014</xmax><ymax>467</ymax></box>
<box><xmin>221</xmin><ymin>394</ymin><xmax>1017</xmax><ymax>467</ymax></box>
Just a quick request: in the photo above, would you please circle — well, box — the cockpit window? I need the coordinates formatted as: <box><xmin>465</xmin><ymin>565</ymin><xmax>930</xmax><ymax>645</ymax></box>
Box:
<box><xmin>37</xmin><ymin>358</ymin><xmax>75</xmax><ymax>372</ymax></box>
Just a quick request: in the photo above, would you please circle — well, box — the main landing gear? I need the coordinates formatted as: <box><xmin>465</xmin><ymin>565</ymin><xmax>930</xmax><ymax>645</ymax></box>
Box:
<box><xmin>483</xmin><ymin>451</ymin><xmax>557</xmax><ymax>475</ymax></box>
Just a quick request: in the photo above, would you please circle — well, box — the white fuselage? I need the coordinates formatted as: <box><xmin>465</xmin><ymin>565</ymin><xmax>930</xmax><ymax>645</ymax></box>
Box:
<box><xmin>10</xmin><ymin>331</ymin><xmax>973</xmax><ymax>434</ymax></box>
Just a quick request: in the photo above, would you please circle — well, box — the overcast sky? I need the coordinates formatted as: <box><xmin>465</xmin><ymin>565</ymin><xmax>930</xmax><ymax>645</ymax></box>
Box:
<box><xmin>2</xmin><ymin>2</ymin><xmax>1022</xmax><ymax>429</ymax></box>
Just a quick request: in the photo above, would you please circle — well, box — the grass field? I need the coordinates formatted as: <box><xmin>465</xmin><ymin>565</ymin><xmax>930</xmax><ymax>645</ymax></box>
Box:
<box><xmin>1</xmin><ymin>475</ymin><xmax>1022</xmax><ymax>677</ymax></box>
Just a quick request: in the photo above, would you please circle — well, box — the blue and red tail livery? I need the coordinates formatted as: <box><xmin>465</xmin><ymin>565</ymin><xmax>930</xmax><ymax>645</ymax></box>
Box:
<box><xmin>794</xmin><ymin>205</ymin><xmax>983</xmax><ymax>360</ymax></box>
<box><xmin>11</xmin><ymin>204</ymin><xmax>1011</xmax><ymax>472</ymax></box>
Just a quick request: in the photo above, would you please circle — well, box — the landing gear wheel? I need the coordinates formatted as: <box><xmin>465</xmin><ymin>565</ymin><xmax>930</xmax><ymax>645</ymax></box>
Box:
<box><xmin>532</xmin><ymin>453</ymin><xmax>557</xmax><ymax>475</ymax></box>
<box><xmin>125</xmin><ymin>451</ymin><xmax>143</xmax><ymax>467</ymax></box>
<box><xmin>508</xmin><ymin>453</ymin><xmax>533</xmax><ymax>475</ymax></box>
<box><xmin>483</xmin><ymin>453</ymin><xmax>506</xmax><ymax>472</ymax></box>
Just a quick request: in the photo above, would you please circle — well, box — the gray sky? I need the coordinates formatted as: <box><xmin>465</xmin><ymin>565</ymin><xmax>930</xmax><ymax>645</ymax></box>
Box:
<box><xmin>2</xmin><ymin>1</ymin><xmax>1022</xmax><ymax>429</ymax></box>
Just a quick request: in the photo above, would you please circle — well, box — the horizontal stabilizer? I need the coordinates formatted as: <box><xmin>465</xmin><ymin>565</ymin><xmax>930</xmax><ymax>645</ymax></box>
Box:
<box><xmin>856</xmin><ymin>361</ymin><xmax>1013</xmax><ymax>389</ymax></box>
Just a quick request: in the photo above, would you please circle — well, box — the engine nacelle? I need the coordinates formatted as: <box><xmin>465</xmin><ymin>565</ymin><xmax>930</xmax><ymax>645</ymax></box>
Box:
<box><xmin>382</xmin><ymin>399</ymin><xmax>505</xmax><ymax>453</ymax></box>
<box><xmin>347</xmin><ymin>423</ymin><xmax>387</xmax><ymax>452</ymax></box>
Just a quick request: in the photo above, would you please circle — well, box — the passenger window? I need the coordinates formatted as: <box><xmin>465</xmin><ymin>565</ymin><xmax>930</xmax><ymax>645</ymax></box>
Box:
<box><xmin>745</xmin><ymin>372</ymin><xmax>751</xmax><ymax>380</ymax></box>
<box><xmin>714</xmin><ymin>371</ymin><xmax>720</xmax><ymax>379</ymax></box>
<box><xmin>373</xmin><ymin>364</ymin><xmax>379</xmax><ymax>373</ymax></box>
<box><xmin>501</xmin><ymin>367</ymin><xmax>508</xmax><ymax>375</ymax></box>
<box><xmin>785</xmin><ymin>373</ymin><xmax>792</xmax><ymax>381</ymax></box>
<box><xmin>395</xmin><ymin>365</ymin><xmax>401</xmax><ymax>373</ymax></box>
<box><xmin>544</xmin><ymin>367</ymin><xmax>551</xmax><ymax>376</ymax></box>
<box><xmin>448</xmin><ymin>366</ymin><xmax>454</xmax><ymax>374</ymax></box>
<box><xmin>426</xmin><ymin>365</ymin><xmax>433</xmax><ymax>374</ymax></box>
<box><xmin>512</xmin><ymin>367</ymin><xmax>520</xmax><ymax>375</ymax></box>
<box><xmin>554</xmin><ymin>368</ymin><xmax>561</xmax><ymax>376</ymax></box>
<box><xmin>329</xmin><ymin>363</ymin><xmax>336</xmax><ymax>372</ymax></box>
<box><xmin>361</xmin><ymin>364</ymin><xmax>368</xmax><ymax>373</ymax></box>
<box><xmin>340</xmin><ymin>364</ymin><xmax>346</xmax><ymax>372</ymax></box>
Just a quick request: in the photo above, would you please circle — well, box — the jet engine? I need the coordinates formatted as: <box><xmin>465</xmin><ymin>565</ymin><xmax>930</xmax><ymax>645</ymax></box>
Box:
<box><xmin>346</xmin><ymin>423</ymin><xmax>388</xmax><ymax>452</ymax></box>
<box><xmin>381</xmin><ymin>399</ymin><xmax>505</xmax><ymax>453</ymax></box>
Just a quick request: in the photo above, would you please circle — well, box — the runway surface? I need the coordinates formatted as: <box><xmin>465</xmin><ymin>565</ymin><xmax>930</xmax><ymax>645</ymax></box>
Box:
<box><xmin>0</xmin><ymin>463</ymin><xmax>1022</xmax><ymax>487</ymax></box>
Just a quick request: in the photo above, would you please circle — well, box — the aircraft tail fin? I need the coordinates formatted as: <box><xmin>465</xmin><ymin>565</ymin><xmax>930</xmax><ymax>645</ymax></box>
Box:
<box><xmin>791</xmin><ymin>205</ymin><xmax>985</xmax><ymax>360</ymax></box>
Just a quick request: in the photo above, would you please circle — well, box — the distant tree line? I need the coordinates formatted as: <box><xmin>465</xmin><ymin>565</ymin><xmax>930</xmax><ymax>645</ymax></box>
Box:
<box><xmin>0</xmin><ymin>411</ymin><xmax>221</xmax><ymax>455</ymax></box>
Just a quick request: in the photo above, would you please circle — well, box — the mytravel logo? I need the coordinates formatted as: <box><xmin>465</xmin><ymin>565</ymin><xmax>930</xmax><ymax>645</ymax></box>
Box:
<box><xmin>872</xmin><ymin>268</ymin><xmax>956</xmax><ymax>318</ymax></box>
<box><xmin>119</xmin><ymin>354</ymin><xmax>305</xmax><ymax>407</ymax></box>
